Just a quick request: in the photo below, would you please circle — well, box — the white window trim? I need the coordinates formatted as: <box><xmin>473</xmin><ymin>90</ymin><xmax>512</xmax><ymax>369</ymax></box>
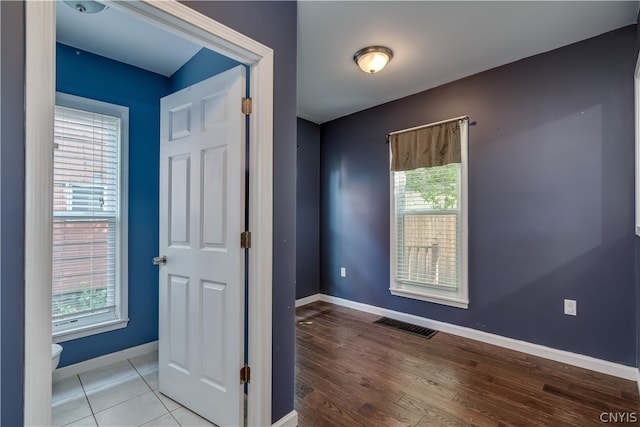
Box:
<box><xmin>389</xmin><ymin>118</ymin><xmax>469</xmax><ymax>309</ymax></box>
<box><xmin>52</xmin><ymin>92</ymin><xmax>129</xmax><ymax>342</ymax></box>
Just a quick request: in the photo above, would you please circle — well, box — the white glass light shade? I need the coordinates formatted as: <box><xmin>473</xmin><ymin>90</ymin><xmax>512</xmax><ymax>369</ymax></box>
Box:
<box><xmin>354</xmin><ymin>46</ymin><xmax>393</xmax><ymax>74</ymax></box>
<box><xmin>64</xmin><ymin>0</ymin><xmax>108</xmax><ymax>14</ymax></box>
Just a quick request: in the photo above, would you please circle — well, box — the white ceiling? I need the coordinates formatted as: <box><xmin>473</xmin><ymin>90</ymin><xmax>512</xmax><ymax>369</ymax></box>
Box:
<box><xmin>56</xmin><ymin>1</ymin><xmax>640</xmax><ymax>124</ymax></box>
<box><xmin>56</xmin><ymin>1</ymin><xmax>201</xmax><ymax>77</ymax></box>
<box><xmin>297</xmin><ymin>1</ymin><xmax>640</xmax><ymax>124</ymax></box>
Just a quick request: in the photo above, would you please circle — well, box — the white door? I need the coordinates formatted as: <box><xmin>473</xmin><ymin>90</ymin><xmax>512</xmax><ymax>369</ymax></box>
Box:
<box><xmin>158</xmin><ymin>65</ymin><xmax>246</xmax><ymax>427</ymax></box>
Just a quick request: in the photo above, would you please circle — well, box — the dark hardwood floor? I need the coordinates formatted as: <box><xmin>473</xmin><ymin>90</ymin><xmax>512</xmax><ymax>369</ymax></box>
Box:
<box><xmin>295</xmin><ymin>301</ymin><xmax>640</xmax><ymax>427</ymax></box>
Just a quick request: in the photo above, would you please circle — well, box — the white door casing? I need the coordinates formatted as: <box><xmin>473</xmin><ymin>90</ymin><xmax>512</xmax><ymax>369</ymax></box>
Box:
<box><xmin>159</xmin><ymin>65</ymin><xmax>246</xmax><ymax>427</ymax></box>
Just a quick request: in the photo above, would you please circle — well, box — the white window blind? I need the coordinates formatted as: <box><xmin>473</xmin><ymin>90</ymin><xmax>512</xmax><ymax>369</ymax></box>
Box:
<box><xmin>394</xmin><ymin>164</ymin><xmax>461</xmax><ymax>290</ymax></box>
<box><xmin>52</xmin><ymin>105</ymin><xmax>120</xmax><ymax>325</ymax></box>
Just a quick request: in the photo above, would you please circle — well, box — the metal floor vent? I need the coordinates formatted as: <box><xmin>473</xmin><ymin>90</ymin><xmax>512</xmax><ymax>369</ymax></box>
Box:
<box><xmin>373</xmin><ymin>317</ymin><xmax>438</xmax><ymax>339</ymax></box>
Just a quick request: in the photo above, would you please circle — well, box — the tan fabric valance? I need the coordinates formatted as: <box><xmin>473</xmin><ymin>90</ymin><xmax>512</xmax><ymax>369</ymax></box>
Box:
<box><xmin>390</xmin><ymin>119</ymin><xmax>461</xmax><ymax>171</ymax></box>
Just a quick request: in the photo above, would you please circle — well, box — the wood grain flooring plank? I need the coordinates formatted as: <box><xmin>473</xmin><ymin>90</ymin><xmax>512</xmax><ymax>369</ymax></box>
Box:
<box><xmin>299</xmin><ymin>390</ymin><xmax>369</xmax><ymax>427</ymax></box>
<box><xmin>356</xmin><ymin>402</ymin><xmax>422</xmax><ymax>427</ymax></box>
<box><xmin>294</xmin><ymin>302</ymin><xmax>638</xmax><ymax>427</ymax></box>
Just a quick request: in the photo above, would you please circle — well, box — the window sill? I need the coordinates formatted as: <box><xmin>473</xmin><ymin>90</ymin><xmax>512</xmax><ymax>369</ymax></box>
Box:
<box><xmin>53</xmin><ymin>318</ymin><xmax>129</xmax><ymax>343</ymax></box>
<box><xmin>390</xmin><ymin>288</ymin><xmax>468</xmax><ymax>309</ymax></box>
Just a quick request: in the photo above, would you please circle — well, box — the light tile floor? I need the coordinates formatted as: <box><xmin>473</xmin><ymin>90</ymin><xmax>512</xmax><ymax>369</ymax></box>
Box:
<box><xmin>52</xmin><ymin>351</ymin><xmax>217</xmax><ymax>427</ymax></box>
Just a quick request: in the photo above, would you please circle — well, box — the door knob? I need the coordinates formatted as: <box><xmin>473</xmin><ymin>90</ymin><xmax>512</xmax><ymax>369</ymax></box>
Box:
<box><xmin>152</xmin><ymin>255</ymin><xmax>167</xmax><ymax>266</ymax></box>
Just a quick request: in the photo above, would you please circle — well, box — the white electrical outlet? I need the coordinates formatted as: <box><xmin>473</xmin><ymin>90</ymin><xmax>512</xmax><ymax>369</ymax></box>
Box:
<box><xmin>564</xmin><ymin>299</ymin><xmax>577</xmax><ymax>316</ymax></box>
<box><xmin>340</xmin><ymin>267</ymin><xmax>346</xmax><ymax>277</ymax></box>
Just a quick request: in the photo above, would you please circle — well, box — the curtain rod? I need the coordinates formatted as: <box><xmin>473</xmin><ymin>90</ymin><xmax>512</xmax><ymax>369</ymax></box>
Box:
<box><xmin>387</xmin><ymin>115</ymin><xmax>469</xmax><ymax>138</ymax></box>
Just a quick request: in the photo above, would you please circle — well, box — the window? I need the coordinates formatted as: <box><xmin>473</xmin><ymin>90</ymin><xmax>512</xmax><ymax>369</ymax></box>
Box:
<box><xmin>389</xmin><ymin>118</ymin><xmax>468</xmax><ymax>308</ymax></box>
<box><xmin>52</xmin><ymin>93</ymin><xmax>129</xmax><ymax>340</ymax></box>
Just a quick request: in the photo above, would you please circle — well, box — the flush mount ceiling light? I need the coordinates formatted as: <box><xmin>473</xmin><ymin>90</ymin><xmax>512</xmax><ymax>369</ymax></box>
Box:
<box><xmin>64</xmin><ymin>0</ymin><xmax>108</xmax><ymax>14</ymax></box>
<box><xmin>353</xmin><ymin>46</ymin><xmax>393</xmax><ymax>74</ymax></box>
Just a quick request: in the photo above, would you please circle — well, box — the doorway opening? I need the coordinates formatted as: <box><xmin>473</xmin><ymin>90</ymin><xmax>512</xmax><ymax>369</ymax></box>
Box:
<box><xmin>25</xmin><ymin>1</ymin><xmax>274</xmax><ymax>426</ymax></box>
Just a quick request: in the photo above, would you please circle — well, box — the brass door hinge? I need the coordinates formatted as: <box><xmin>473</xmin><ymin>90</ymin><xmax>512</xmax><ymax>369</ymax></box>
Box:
<box><xmin>242</xmin><ymin>97</ymin><xmax>252</xmax><ymax>115</ymax></box>
<box><xmin>240</xmin><ymin>364</ymin><xmax>251</xmax><ymax>384</ymax></box>
<box><xmin>241</xmin><ymin>231</ymin><xmax>251</xmax><ymax>249</ymax></box>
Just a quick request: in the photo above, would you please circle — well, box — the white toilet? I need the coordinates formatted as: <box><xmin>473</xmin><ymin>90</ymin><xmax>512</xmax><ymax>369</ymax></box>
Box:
<box><xmin>52</xmin><ymin>343</ymin><xmax>63</xmax><ymax>371</ymax></box>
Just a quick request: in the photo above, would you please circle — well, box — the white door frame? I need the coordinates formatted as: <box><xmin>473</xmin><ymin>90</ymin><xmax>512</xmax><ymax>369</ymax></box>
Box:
<box><xmin>24</xmin><ymin>1</ymin><xmax>274</xmax><ymax>426</ymax></box>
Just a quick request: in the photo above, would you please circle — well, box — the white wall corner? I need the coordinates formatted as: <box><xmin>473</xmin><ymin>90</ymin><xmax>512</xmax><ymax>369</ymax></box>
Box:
<box><xmin>272</xmin><ymin>410</ymin><xmax>298</xmax><ymax>427</ymax></box>
<box><xmin>318</xmin><ymin>294</ymin><xmax>638</xmax><ymax>381</ymax></box>
<box><xmin>295</xmin><ymin>293</ymin><xmax>321</xmax><ymax>307</ymax></box>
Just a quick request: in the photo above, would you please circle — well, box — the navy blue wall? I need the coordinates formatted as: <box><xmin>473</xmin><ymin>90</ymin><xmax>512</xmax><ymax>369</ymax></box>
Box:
<box><xmin>56</xmin><ymin>43</ymin><xmax>171</xmax><ymax>366</ymax></box>
<box><xmin>0</xmin><ymin>2</ymin><xmax>25</xmax><ymax>425</ymax></box>
<box><xmin>2</xmin><ymin>1</ymin><xmax>295</xmax><ymax>423</ymax></box>
<box><xmin>170</xmin><ymin>47</ymin><xmax>241</xmax><ymax>92</ymax></box>
<box><xmin>636</xmin><ymin>14</ymin><xmax>640</xmax><ymax>373</ymax></box>
<box><xmin>296</xmin><ymin>118</ymin><xmax>321</xmax><ymax>299</ymax></box>
<box><xmin>180</xmin><ymin>2</ymin><xmax>298</xmax><ymax>422</ymax></box>
<box><xmin>320</xmin><ymin>26</ymin><xmax>637</xmax><ymax>365</ymax></box>
<box><xmin>636</xmin><ymin>9</ymin><xmax>640</xmax><ymax>57</ymax></box>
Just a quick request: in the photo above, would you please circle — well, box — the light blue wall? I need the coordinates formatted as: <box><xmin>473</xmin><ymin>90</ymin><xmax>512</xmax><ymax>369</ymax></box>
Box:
<box><xmin>56</xmin><ymin>43</ymin><xmax>248</xmax><ymax>367</ymax></box>
<box><xmin>56</xmin><ymin>43</ymin><xmax>172</xmax><ymax>366</ymax></box>
<box><xmin>171</xmin><ymin>47</ymin><xmax>241</xmax><ymax>91</ymax></box>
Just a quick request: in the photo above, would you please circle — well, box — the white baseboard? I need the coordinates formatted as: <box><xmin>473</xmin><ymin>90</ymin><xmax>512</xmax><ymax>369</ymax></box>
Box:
<box><xmin>317</xmin><ymin>294</ymin><xmax>637</xmax><ymax>381</ymax></box>
<box><xmin>636</xmin><ymin>369</ymin><xmax>640</xmax><ymax>396</ymax></box>
<box><xmin>53</xmin><ymin>340</ymin><xmax>159</xmax><ymax>382</ymax></box>
<box><xmin>272</xmin><ymin>409</ymin><xmax>298</xmax><ymax>427</ymax></box>
<box><xmin>295</xmin><ymin>293</ymin><xmax>321</xmax><ymax>307</ymax></box>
